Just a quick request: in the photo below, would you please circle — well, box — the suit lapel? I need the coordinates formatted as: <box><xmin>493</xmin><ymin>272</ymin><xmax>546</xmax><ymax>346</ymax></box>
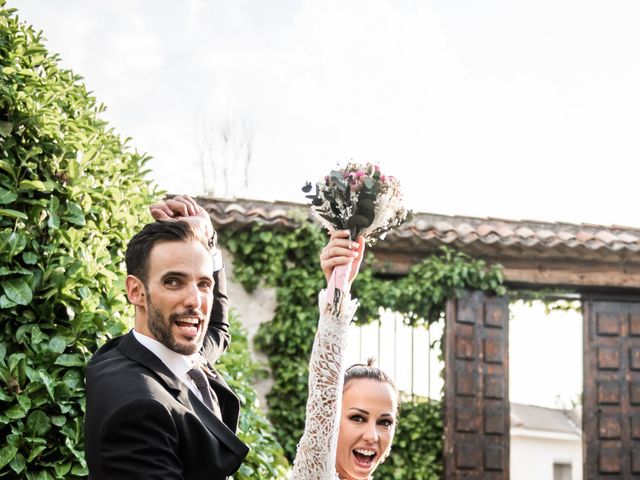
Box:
<box><xmin>187</xmin><ymin>389</ymin><xmax>249</xmax><ymax>459</ymax></box>
<box><xmin>118</xmin><ymin>331</ymin><xmax>248</xmax><ymax>459</ymax></box>
<box><xmin>118</xmin><ymin>331</ymin><xmax>189</xmax><ymax>403</ymax></box>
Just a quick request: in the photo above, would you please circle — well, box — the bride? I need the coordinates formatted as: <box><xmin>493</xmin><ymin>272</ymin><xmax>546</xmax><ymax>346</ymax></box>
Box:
<box><xmin>291</xmin><ymin>230</ymin><xmax>399</xmax><ymax>480</ymax></box>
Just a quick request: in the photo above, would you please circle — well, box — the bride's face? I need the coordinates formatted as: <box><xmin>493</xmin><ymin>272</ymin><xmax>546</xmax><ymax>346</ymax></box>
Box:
<box><xmin>336</xmin><ymin>378</ymin><xmax>397</xmax><ymax>480</ymax></box>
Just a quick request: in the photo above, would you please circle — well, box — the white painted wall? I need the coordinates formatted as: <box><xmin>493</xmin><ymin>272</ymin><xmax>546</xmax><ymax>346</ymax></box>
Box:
<box><xmin>223</xmin><ymin>248</ymin><xmax>278</xmax><ymax>408</ymax></box>
<box><xmin>511</xmin><ymin>429</ymin><xmax>582</xmax><ymax>480</ymax></box>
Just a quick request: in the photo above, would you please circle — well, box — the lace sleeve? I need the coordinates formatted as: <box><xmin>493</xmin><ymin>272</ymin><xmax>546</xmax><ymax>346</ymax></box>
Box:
<box><xmin>290</xmin><ymin>290</ymin><xmax>358</xmax><ymax>480</ymax></box>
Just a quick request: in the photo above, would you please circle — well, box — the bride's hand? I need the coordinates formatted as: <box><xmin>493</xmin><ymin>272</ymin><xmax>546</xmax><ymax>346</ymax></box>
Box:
<box><xmin>319</xmin><ymin>230</ymin><xmax>365</xmax><ymax>286</ymax></box>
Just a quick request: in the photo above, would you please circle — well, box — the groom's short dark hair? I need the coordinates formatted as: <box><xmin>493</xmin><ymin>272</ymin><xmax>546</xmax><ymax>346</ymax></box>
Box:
<box><xmin>125</xmin><ymin>220</ymin><xmax>209</xmax><ymax>285</ymax></box>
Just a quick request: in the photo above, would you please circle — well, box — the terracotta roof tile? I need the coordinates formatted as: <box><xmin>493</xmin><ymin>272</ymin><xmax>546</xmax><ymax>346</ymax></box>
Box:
<box><xmin>197</xmin><ymin>197</ymin><xmax>640</xmax><ymax>263</ymax></box>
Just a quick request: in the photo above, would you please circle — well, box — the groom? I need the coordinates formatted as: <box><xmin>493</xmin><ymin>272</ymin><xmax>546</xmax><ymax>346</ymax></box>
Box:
<box><xmin>84</xmin><ymin>196</ymin><xmax>249</xmax><ymax>479</ymax></box>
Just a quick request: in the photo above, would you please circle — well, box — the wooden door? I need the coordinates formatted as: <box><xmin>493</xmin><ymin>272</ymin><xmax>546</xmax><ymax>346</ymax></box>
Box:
<box><xmin>444</xmin><ymin>291</ymin><xmax>510</xmax><ymax>479</ymax></box>
<box><xmin>584</xmin><ymin>300</ymin><xmax>640</xmax><ymax>479</ymax></box>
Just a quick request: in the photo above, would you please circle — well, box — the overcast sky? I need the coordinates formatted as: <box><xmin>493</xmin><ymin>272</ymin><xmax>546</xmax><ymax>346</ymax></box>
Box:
<box><xmin>13</xmin><ymin>0</ymin><xmax>640</xmax><ymax>226</ymax></box>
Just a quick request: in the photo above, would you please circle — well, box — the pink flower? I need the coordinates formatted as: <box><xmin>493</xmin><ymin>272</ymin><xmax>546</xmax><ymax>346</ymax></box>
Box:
<box><xmin>373</xmin><ymin>164</ymin><xmax>381</xmax><ymax>173</ymax></box>
<box><xmin>380</xmin><ymin>175</ymin><xmax>387</xmax><ymax>182</ymax></box>
<box><xmin>356</xmin><ymin>170</ymin><xmax>365</xmax><ymax>178</ymax></box>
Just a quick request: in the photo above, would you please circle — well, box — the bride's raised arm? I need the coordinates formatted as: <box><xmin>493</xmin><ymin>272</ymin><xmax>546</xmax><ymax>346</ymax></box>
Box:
<box><xmin>290</xmin><ymin>230</ymin><xmax>364</xmax><ymax>480</ymax></box>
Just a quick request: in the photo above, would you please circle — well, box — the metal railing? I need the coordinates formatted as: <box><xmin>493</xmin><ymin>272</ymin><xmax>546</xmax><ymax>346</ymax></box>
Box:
<box><xmin>345</xmin><ymin>309</ymin><xmax>444</xmax><ymax>399</ymax></box>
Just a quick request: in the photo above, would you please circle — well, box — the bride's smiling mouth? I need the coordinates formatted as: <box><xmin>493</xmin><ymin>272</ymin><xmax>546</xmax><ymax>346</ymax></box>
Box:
<box><xmin>352</xmin><ymin>448</ymin><xmax>377</xmax><ymax>468</ymax></box>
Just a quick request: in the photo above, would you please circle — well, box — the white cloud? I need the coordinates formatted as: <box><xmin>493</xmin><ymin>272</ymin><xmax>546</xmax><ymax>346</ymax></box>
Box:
<box><xmin>12</xmin><ymin>0</ymin><xmax>640</xmax><ymax>225</ymax></box>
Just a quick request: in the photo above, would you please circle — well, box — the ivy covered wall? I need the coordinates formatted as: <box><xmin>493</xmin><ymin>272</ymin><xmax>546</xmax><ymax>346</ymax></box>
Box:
<box><xmin>220</xmin><ymin>219</ymin><xmax>505</xmax><ymax>479</ymax></box>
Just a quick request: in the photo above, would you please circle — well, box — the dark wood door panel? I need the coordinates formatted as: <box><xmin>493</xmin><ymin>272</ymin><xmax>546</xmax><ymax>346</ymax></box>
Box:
<box><xmin>445</xmin><ymin>291</ymin><xmax>510</xmax><ymax>479</ymax></box>
<box><xmin>584</xmin><ymin>300</ymin><xmax>640</xmax><ymax>479</ymax></box>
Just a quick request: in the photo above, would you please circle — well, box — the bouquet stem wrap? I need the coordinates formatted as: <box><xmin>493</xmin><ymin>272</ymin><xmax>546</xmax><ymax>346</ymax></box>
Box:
<box><xmin>326</xmin><ymin>261</ymin><xmax>352</xmax><ymax>307</ymax></box>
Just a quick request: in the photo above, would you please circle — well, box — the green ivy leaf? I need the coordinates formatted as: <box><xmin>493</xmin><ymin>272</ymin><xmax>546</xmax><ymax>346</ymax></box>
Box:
<box><xmin>1</xmin><ymin>277</ymin><xmax>33</xmax><ymax>305</ymax></box>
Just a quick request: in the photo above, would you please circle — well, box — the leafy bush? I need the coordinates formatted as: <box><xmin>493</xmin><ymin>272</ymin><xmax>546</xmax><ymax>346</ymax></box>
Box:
<box><xmin>0</xmin><ymin>3</ymin><xmax>161</xmax><ymax>477</ymax></box>
<box><xmin>0</xmin><ymin>4</ymin><xmax>286</xmax><ymax>478</ymax></box>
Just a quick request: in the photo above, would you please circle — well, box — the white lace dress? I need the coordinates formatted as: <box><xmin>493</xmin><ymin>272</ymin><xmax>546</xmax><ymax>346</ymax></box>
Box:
<box><xmin>290</xmin><ymin>290</ymin><xmax>359</xmax><ymax>480</ymax></box>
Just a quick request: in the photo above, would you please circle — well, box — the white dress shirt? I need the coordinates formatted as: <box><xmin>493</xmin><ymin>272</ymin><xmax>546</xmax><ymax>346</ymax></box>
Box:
<box><xmin>132</xmin><ymin>329</ymin><xmax>205</xmax><ymax>403</ymax></box>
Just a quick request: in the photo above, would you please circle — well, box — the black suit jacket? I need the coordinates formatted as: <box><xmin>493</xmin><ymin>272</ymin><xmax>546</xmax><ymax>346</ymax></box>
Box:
<box><xmin>84</xmin><ymin>269</ymin><xmax>249</xmax><ymax>479</ymax></box>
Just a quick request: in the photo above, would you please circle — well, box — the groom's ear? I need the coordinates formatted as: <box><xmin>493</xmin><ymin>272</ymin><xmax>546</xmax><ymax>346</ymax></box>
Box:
<box><xmin>126</xmin><ymin>275</ymin><xmax>146</xmax><ymax>307</ymax></box>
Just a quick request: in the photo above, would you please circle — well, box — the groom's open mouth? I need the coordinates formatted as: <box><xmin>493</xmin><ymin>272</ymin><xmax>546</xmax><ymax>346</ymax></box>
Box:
<box><xmin>173</xmin><ymin>314</ymin><xmax>202</xmax><ymax>337</ymax></box>
<box><xmin>352</xmin><ymin>448</ymin><xmax>376</xmax><ymax>468</ymax></box>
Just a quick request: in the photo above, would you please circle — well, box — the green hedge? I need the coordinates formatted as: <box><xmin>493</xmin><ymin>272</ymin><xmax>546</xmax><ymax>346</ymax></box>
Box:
<box><xmin>0</xmin><ymin>3</ymin><xmax>160</xmax><ymax>476</ymax></box>
<box><xmin>0</xmin><ymin>4</ymin><xmax>287</xmax><ymax>478</ymax></box>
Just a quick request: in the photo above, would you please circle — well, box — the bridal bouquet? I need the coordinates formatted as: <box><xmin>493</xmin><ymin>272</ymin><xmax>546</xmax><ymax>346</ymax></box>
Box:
<box><xmin>302</xmin><ymin>162</ymin><xmax>412</xmax><ymax>304</ymax></box>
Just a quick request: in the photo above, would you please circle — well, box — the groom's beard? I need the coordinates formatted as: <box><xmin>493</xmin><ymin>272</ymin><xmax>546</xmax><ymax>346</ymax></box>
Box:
<box><xmin>146</xmin><ymin>296</ymin><xmax>207</xmax><ymax>356</ymax></box>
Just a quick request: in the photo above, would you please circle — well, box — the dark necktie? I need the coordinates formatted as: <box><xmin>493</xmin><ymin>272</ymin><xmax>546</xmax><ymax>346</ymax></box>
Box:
<box><xmin>187</xmin><ymin>367</ymin><xmax>221</xmax><ymax>418</ymax></box>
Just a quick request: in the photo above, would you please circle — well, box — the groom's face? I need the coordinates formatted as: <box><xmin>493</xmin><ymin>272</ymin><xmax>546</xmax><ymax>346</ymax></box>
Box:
<box><xmin>142</xmin><ymin>239</ymin><xmax>214</xmax><ymax>355</ymax></box>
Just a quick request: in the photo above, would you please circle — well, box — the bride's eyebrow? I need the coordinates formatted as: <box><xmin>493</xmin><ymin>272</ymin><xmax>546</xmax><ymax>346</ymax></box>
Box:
<box><xmin>348</xmin><ymin>407</ymin><xmax>369</xmax><ymax>414</ymax></box>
